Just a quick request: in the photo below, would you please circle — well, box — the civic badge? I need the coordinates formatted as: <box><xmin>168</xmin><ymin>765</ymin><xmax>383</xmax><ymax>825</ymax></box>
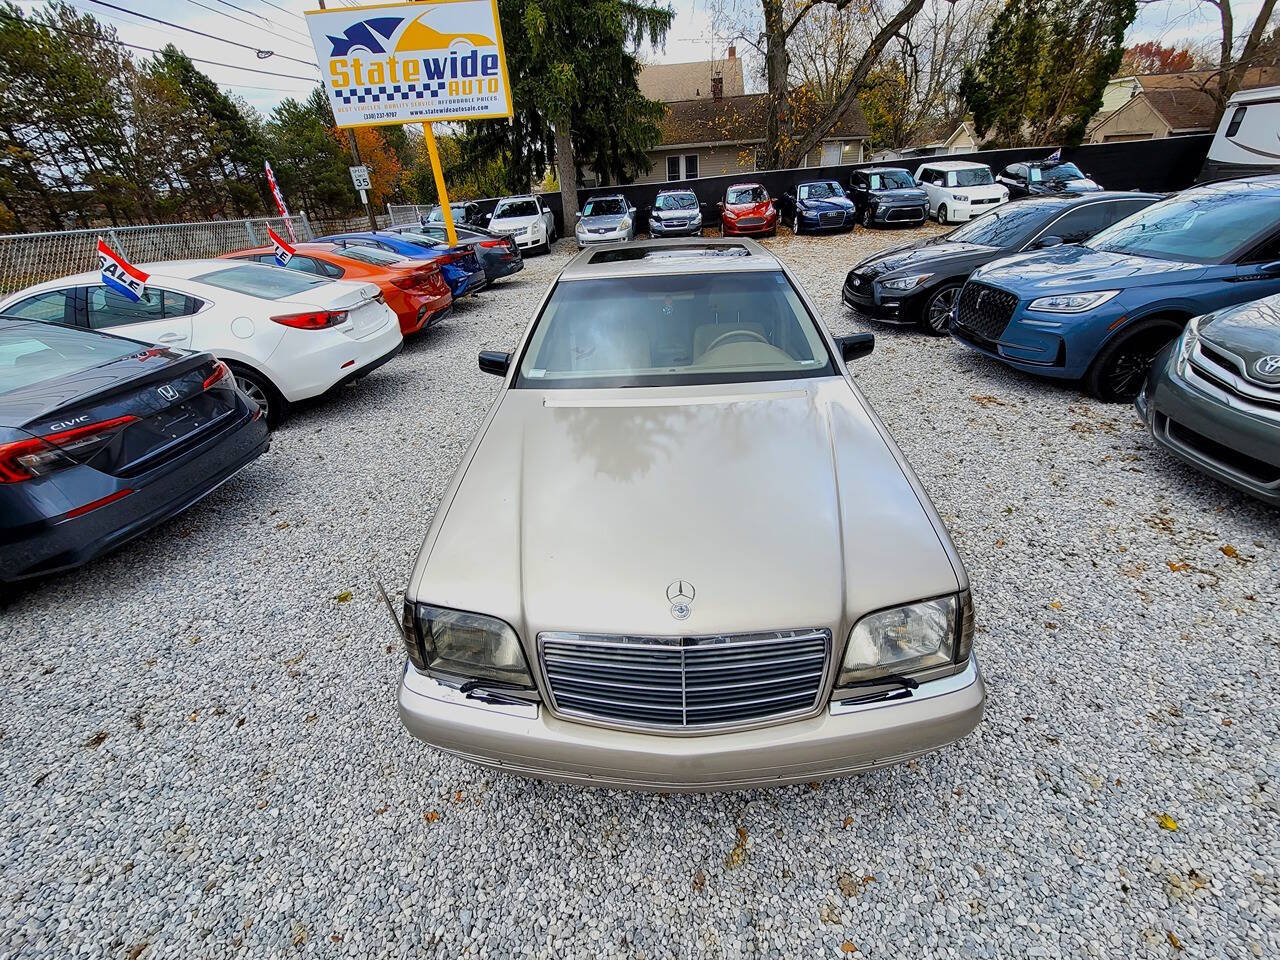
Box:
<box><xmin>1254</xmin><ymin>354</ymin><xmax>1280</xmax><ymax>382</ymax></box>
<box><xmin>666</xmin><ymin>579</ymin><xmax>694</xmax><ymax>620</ymax></box>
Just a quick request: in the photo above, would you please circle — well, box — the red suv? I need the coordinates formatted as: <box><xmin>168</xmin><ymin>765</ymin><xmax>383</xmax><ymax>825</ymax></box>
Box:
<box><xmin>718</xmin><ymin>182</ymin><xmax>777</xmax><ymax>237</ymax></box>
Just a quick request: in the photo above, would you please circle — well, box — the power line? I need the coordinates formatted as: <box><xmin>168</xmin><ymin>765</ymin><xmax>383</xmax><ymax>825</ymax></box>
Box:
<box><xmin>86</xmin><ymin>0</ymin><xmax>321</xmax><ymax>71</ymax></box>
<box><xmin>207</xmin><ymin>0</ymin><xmax>313</xmax><ymax>42</ymax></box>
<box><xmin>0</xmin><ymin>8</ymin><xmax>321</xmax><ymax>82</ymax></box>
<box><xmin>182</xmin><ymin>0</ymin><xmax>315</xmax><ymax>50</ymax></box>
<box><xmin>253</xmin><ymin>0</ymin><xmax>307</xmax><ymax>22</ymax></box>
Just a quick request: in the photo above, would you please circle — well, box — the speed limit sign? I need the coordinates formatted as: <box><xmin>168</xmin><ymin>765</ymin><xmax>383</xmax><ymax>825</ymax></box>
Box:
<box><xmin>349</xmin><ymin>165</ymin><xmax>371</xmax><ymax>191</ymax></box>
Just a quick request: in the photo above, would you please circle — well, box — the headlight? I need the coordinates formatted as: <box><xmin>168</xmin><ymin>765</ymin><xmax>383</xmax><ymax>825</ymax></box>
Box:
<box><xmin>838</xmin><ymin>593</ymin><xmax>972</xmax><ymax>687</ymax></box>
<box><xmin>1175</xmin><ymin>315</ymin><xmax>1203</xmax><ymax>375</ymax></box>
<box><xmin>619</xmin><ymin>217</ymin><xmax>631</xmax><ymax>230</ymax></box>
<box><xmin>952</xmin><ymin>193</ymin><xmax>966</xmax><ymax>202</ymax></box>
<box><xmin>1000</xmin><ymin>191</ymin><xmax>1009</xmax><ymax>201</ymax></box>
<box><xmin>401</xmin><ymin>602</ymin><xmax>534</xmax><ymax>687</ymax></box>
<box><xmin>1028</xmin><ymin>290</ymin><xmax>1120</xmax><ymax>313</ymax></box>
<box><xmin>880</xmin><ymin>273</ymin><xmax>932</xmax><ymax>292</ymax></box>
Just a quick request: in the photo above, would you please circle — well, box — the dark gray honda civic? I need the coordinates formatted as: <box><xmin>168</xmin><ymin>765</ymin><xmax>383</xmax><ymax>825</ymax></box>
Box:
<box><xmin>1137</xmin><ymin>292</ymin><xmax>1280</xmax><ymax>505</ymax></box>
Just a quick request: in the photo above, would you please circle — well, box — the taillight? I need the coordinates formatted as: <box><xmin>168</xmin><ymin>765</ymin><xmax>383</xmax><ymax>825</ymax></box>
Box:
<box><xmin>435</xmin><ymin>253</ymin><xmax>465</xmax><ymax>265</ymax></box>
<box><xmin>270</xmin><ymin>310</ymin><xmax>348</xmax><ymax>330</ymax></box>
<box><xmin>478</xmin><ymin>239</ymin><xmax>506</xmax><ymax>248</ymax></box>
<box><xmin>0</xmin><ymin>415</ymin><xmax>138</xmax><ymax>483</ymax></box>
<box><xmin>203</xmin><ymin>360</ymin><xmax>232</xmax><ymax>390</ymax></box>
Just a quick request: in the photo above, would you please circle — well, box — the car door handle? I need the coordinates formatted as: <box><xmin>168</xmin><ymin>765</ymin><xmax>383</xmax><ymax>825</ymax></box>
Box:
<box><xmin>157</xmin><ymin>332</ymin><xmax>184</xmax><ymax>342</ymax></box>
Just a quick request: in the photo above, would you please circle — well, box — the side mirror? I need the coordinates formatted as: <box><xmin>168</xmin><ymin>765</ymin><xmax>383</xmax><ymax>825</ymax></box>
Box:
<box><xmin>478</xmin><ymin>351</ymin><xmax>510</xmax><ymax>376</ymax></box>
<box><xmin>835</xmin><ymin>333</ymin><xmax>874</xmax><ymax>363</ymax></box>
<box><xmin>717</xmin><ymin>201</ymin><xmax>724</xmax><ymax>209</ymax></box>
<box><xmin>574</xmin><ymin>211</ymin><xmax>582</xmax><ymax>220</ymax></box>
<box><xmin>1034</xmin><ymin>235</ymin><xmax>1064</xmax><ymax>249</ymax></box>
<box><xmin>1258</xmin><ymin>260</ymin><xmax>1280</xmax><ymax>275</ymax></box>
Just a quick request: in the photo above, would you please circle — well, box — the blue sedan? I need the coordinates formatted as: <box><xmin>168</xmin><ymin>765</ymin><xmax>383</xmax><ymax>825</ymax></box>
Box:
<box><xmin>315</xmin><ymin>232</ymin><xmax>488</xmax><ymax>299</ymax></box>
<box><xmin>950</xmin><ymin>175</ymin><xmax>1280</xmax><ymax>401</ymax></box>
<box><xmin>781</xmin><ymin>180</ymin><xmax>857</xmax><ymax>234</ymax></box>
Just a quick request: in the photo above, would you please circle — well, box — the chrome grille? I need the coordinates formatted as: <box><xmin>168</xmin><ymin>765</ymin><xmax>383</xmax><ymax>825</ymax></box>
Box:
<box><xmin>539</xmin><ymin>629</ymin><xmax>831</xmax><ymax>730</ymax></box>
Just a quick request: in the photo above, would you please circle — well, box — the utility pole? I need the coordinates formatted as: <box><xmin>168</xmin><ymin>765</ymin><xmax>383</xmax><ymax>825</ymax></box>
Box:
<box><xmin>317</xmin><ymin>0</ymin><xmax>378</xmax><ymax>231</ymax></box>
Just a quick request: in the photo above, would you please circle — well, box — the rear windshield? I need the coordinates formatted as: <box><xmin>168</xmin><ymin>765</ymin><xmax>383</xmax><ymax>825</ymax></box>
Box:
<box><xmin>338</xmin><ymin>245</ymin><xmax>410</xmax><ymax>265</ymax></box>
<box><xmin>515</xmin><ymin>270</ymin><xmax>835</xmax><ymax>389</ymax></box>
<box><xmin>193</xmin><ymin>264</ymin><xmax>330</xmax><ymax>299</ymax></box>
<box><xmin>494</xmin><ymin>199</ymin><xmax>539</xmax><ymax>218</ymax></box>
<box><xmin>949</xmin><ymin>168</ymin><xmax>993</xmax><ymax>187</ymax></box>
<box><xmin>0</xmin><ymin>322</ymin><xmax>141</xmax><ymax>393</ymax></box>
<box><xmin>583</xmin><ymin>198</ymin><xmax>627</xmax><ymax>217</ymax></box>
<box><xmin>869</xmin><ymin>171</ymin><xmax>915</xmax><ymax>190</ymax></box>
<box><xmin>727</xmin><ymin>185</ymin><xmax>767</xmax><ymax>204</ymax></box>
<box><xmin>1087</xmin><ymin>190</ymin><xmax>1280</xmax><ymax>263</ymax></box>
<box><xmin>654</xmin><ymin>193</ymin><xmax>697</xmax><ymax>211</ymax></box>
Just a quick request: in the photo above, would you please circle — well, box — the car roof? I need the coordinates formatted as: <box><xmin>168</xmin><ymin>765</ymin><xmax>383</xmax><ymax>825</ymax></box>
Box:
<box><xmin>1187</xmin><ymin>174</ymin><xmax>1280</xmax><ymax>197</ymax></box>
<box><xmin>497</xmin><ymin>194</ymin><xmax>536</xmax><ymax>201</ymax></box>
<box><xmin>861</xmin><ymin>166</ymin><xmax>911</xmax><ymax>174</ymax></box>
<box><xmin>585</xmin><ymin>193</ymin><xmax>626</xmax><ymax>201</ymax></box>
<box><xmin>656</xmin><ymin>186</ymin><xmax>696</xmax><ymax>193</ymax></box>
<box><xmin>559</xmin><ymin>237</ymin><xmax>779</xmax><ymax>281</ymax></box>
<box><xmin>918</xmin><ymin>160</ymin><xmax>990</xmax><ymax>170</ymax></box>
<box><xmin>4</xmin><ymin>259</ymin><xmax>247</xmax><ymax>295</ymax></box>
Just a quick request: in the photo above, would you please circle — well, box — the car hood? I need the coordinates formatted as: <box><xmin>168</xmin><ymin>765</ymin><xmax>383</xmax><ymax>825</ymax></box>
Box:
<box><xmin>1200</xmin><ymin>292</ymin><xmax>1280</xmax><ymax>381</ymax></box>
<box><xmin>973</xmin><ymin>244</ymin><xmax>1205</xmax><ymax>294</ymax></box>
<box><xmin>580</xmin><ymin>214</ymin><xmax>628</xmax><ymax>229</ymax></box>
<box><xmin>856</xmin><ymin>239</ymin><xmax>997</xmax><ymax>276</ymax></box>
<box><xmin>651</xmin><ymin>207</ymin><xmax>700</xmax><ymax>220</ymax></box>
<box><xmin>872</xmin><ymin>187</ymin><xmax>929</xmax><ymax>203</ymax></box>
<box><xmin>725</xmin><ymin>201</ymin><xmax>773</xmax><ymax>216</ymax></box>
<box><xmin>1030</xmin><ymin>178</ymin><xmax>1101</xmax><ymax>194</ymax></box>
<box><xmin>409</xmin><ymin>379</ymin><xmax>960</xmax><ymax>646</ymax></box>
<box><xmin>798</xmin><ymin>196</ymin><xmax>854</xmax><ymax>211</ymax></box>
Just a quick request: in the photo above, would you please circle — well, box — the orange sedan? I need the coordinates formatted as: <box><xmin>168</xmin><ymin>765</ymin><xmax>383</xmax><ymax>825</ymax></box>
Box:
<box><xmin>222</xmin><ymin>243</ymin><xmax>453</xmax><ymax>336</ymax></box>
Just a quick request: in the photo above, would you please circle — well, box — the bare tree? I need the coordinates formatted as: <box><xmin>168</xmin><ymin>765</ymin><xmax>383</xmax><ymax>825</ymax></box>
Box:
<box><xmin>1185</xmin><ymin>0</ymin><xmax>1279</xmax><ymax>116</ymax></box>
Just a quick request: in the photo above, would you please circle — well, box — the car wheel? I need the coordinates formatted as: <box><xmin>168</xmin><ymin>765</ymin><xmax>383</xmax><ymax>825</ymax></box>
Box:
<box><xmin>793</xmin><ymin>213</ymin><xmax>802</xmax><ymax>235</ymax></box>
<box><xmin>861</xmin><ymin>208</ymin><xmax>872</xmax><ymax>228</ymax></box>
<box><xmin>229</xmin><ymin>363</ymin><xmax>287</xmax><ymax>429</ymax></box>
<box><xmin>936</xmin><ymin>203</ymin><xmax>948</xmax><ymax>224</ymax></box>
<box><xmin>919</xmin><ymin>283</ymin><xmax>962</xmax><ymax>335</ymax></box>
<box><xmin>1084</xmin><ymin>319</ymin><xmax>1184</xmax><ymax>403</ymax></box>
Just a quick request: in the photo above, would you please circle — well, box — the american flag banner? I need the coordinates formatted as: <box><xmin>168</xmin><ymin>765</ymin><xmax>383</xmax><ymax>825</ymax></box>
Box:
<box><xmin>1044</xmin><ymin>148</ymin><xmax>1062</xmax><ymax>164</ymax></box>
<box><xmin>264</xmin><ymin>161</ymin><xmax>297</xmax><ymax>242</ymax></box>
<box><xmin>96</xmin><ymin>239</ymin><xmax>148</xmax><ymax>302</ymax></box>
<box><xmin>267</xmin><ymin>227</ymin><xmax>296</xmax><ymax>266</ymax></box>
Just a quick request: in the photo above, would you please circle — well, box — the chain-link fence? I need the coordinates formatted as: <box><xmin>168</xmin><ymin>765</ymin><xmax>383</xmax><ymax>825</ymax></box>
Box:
<box><xmin>386</xmin><ymin>204</ymin><xmax>432</xmax><ymax>226</ymax></box>
<box><xmin>0</xmin><ymin>215</ymin><xmax>322</xmax><ymax>297</ymax></box>
<box><xmin>306</xmin><ymin>213</ymin><xmax>392</xmax><ymax>237</ymax></box>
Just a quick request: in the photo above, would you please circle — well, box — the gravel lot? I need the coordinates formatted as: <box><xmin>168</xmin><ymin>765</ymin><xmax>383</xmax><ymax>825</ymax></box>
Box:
<box><xmin>2</xmin><ymin>226</ymin><xmax>1278</xmax><ymax>960</ymax></box>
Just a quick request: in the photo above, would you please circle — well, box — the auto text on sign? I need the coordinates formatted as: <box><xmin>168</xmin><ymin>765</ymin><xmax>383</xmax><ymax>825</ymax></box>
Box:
<box><xmin>305</xmin><ymin>0</ymin><xmax>513</xmax><ymax>128</ymax></box>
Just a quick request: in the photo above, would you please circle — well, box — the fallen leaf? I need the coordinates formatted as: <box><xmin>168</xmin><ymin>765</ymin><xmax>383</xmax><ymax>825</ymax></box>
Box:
<box><xmin>284</xmin><ymin>651</ymin><xmax>304</xmax><ymax>666</ymax></box>
<box><xmin>1222</xmin><ymin>718</ymin><xmax>1232</xmax><ymax>726</ymax></box>
<box><xmin>1155</xmin><ymin>813</ymin><xmax>1178</xmax><ymax>831</ymax></box>
<box><xmin>842</xmin><ymin>816</ymin><xmax>853</xmax><ymax>829</ymax></box>
<box><xmin>291</xmin><ymin>922</ymin><xmax>307</xmax><ymax>946</ymax></box>
<box><xmin>1049</xmin><ymin>601</ymin><xmax>1063</xmax><ymax>610</ymax></box>
<box><xmin>841</xmin><ymin>942</ymin><xmax>858</xmax><ymax>954</ymax></box>
<box><xmin>819</xmin><ymin>903</ymin><xmax>841</xmax><ymax>924</ymax></box>
<box><xmin>1220</xmin><ymin>544</ymin><xmax>1238</xmax><ymax>558</ymax></box>
<box><xmin>125</xmin><ymin>943</ymin><xmax>148</xmax><ymax>960</ymax></box>
<box><xmin>454</xmin><ymin>790</ymin><xmax>464</xmax><ymax>803</ymax></box>
<box><xmin>424</xmin><ymin>810</ymin><xmax>439</xmax><ymax>823</ymax></box>
<box><xmin>1167</xmin><ymin>932</ymin><xmax>1183</xmax><ymax>951</ymax></box>
<box><xmin>84</xmin><ymin>731</ymin><xmax>108</xmax><ymax>748</ymax></box>
<box><xmin>994</xmin><ymin>537</ymin><xmax>1006</xmax><ymax>547</ymax></box>
<box><xmin>373</xmin><ymin>804</ymin><xmax>388</xmax><ymax>815</ymax></box>
<box><xmin>724</xmin><ymin>826</ymin><xmax>748</xmax><ymax>869</ymax></box>
<box><xmin>275</xmin><ymin>521</ymin><xmax>290</xmax><ymax>530</ymax></box>
<box><xmin>334</xmin><ymin>590</ymin><xmax>353</xmax><ymax>603</ymax></box>
<box><xmin>1167</xmin><ymin>561</ymin><xmax>1190</xmax><ymax>573</ymax></box>
<box><xmin>692</xmin><ymin>868</ymin><xmax>705</xmax><ymax>892</ymax></box>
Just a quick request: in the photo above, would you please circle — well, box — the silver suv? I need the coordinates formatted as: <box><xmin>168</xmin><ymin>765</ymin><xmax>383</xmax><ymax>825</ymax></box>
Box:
<box><xmin>398</xmin><ymin>238</ymin><xmax>984</xmax><ymax>791</ymax></box>
<box><xmin>647</xmin><ymin>189</ymin><xmax>703</xmax><ymax>237</ymax></box>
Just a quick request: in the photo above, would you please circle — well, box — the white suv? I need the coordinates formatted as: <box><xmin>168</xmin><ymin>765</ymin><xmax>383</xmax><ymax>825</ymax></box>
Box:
<box><xmin>487</xmin><ymin>195</ymin><xmax>557</xmax><ymax>254</ymax></box>
<box><xmin>915</xmin><ymin>161</ymin><xmax>1009</xmax><ymax>224</ymax></box>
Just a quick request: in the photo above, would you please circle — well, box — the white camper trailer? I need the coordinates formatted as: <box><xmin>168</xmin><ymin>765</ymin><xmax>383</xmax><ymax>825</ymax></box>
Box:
<box><xmin>1199</xmin><ymin>84</ymin><xmax>1280</xmax><ymax>181</ymax></box>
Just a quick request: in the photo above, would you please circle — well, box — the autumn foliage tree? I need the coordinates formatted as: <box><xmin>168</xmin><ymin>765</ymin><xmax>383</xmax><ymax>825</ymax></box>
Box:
<box><xmin>1119</xmin><ymin>41</ymin><xmax>1197</xmax><ymax>76</ymax></box>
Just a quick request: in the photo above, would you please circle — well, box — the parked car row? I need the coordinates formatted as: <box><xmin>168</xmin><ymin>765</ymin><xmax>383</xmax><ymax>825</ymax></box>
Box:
<box><xmin>844</xmin><ymin>174</ymin><xmax>1280</xmax><ymax>505</ymax></box>
<box><xmin>0</xmin><ymin>222</ymin><xmax>530</xmax><ymax>585</ymax></box>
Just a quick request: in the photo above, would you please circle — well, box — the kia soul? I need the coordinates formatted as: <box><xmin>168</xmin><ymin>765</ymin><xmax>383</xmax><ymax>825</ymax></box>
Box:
<box><xmin>397</xmin><ymin>238</ymin><xmax>984</xmax><ymax>791</ymax></box>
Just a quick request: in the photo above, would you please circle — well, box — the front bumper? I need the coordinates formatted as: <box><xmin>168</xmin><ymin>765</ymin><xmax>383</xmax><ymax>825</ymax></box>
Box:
<box><xmin>648</xmin><ymin>219</ymin><xmax>703</xmax><ymax>237</ymax></box>
<box><xmin>576</xmin><ymin>228</ymin><xmax>632</xmax><ymax>248</ymax></box>
<box><xmin>798</xmin><ymin>209</ymin><xmax>854</xmax><ymax>231</ymax></box>
<box><xmin>0</xmin><ymin>404</ymin><xmax>269</xmax><ymax>583</ymax></box>
<box><xmin>939</xmin><ymin>198</ymin><xmax>1005</xmax><ymax>223</ymax></box>
<box><xmin>868</xmin><ymin>203</ymin><xmax>928</xmax><ymax>226</ymax></box>
<box><xmin>398</xmin><ymin>656</ymin><xmax>984</xmax><ymax>791</ymax></box>
<box><xmin>842</xmin><ymin>277</ymin><xmax>928</xmax><ymax>324</ymax></box>
<box><xmin>722</xmin><ymin>215</ymin><xmax>776</xmax><ymax>236</ymax></box>
<box><xmin>1137</xmin><ymin>346</ymin><xmax>1280</xmax><ymax>504</ymax></box>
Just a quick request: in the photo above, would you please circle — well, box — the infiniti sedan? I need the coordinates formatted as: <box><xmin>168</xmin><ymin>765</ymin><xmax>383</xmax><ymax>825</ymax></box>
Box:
<box><xmin>397</xmin><ymin>239</ymin><xmax>984</xmax><ymax>791</ymax></box>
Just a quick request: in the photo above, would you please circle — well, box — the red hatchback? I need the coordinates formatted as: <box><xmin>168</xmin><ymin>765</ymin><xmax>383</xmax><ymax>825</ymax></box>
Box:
<box><xmin>718</xmin><ymin>183</ymin><xmax>778</xmax><ymax>237</ymax></box>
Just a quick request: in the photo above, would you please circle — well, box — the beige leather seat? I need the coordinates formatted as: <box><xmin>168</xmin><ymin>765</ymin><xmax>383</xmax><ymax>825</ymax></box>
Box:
<box><xmin>693</xmin><ymin>321</ymin><xmax>767</xmax><ymax>359</ymax></box>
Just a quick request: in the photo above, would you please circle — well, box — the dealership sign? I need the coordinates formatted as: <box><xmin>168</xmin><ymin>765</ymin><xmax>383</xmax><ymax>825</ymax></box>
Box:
<box><xmin>305</xmin><ymin>0</ymin><xmax>513</xmax><ymax>128</ymax></box>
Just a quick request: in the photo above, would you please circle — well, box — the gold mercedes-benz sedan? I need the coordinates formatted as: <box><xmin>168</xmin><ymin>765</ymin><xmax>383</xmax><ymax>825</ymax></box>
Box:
<box><xmin>398</xmin><ymin>238</ymin><xmax>984</xmax><ymax>791</ymax></box>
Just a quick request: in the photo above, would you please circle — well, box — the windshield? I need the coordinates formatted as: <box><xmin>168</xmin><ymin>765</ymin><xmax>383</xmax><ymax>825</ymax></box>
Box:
<box><xmin>427</xmin><ymin>205</ymin><xmax>466</xmax><ymax>223</ymax></box>
<box><xmin>950</xmin><ymin>168</ymin><xmax>993</xmax><ymax>187</ymax></box>
<box><xmin>869</xmin><ymin>171</ymin><xmax>915</xmax><ymax>190</ymax></box>
<box><xmin>1030</xmin><ymin>163</ymin><xmax>1085</xmax><ymax>183</ymax></box>
<box><xmin>0</xmin><ymin>322</ymin><xmax>141</xmax><ymax>393</ymax></box>
<box><xmin>799</xmin><ymin>182</ymin><xmax>844</xmax><ymax>200</ymax></box>
<box><xmin>193</xmin><ymin>264</ymin><xmax>329</xmax><ymax>299</ymax></box>
<box><xmin>494</xmin><ymin>199</ymin><xmax>539</xmax><ymax>219</ymax></box>
<box><xmin>726</xmin><ymin>186</ymin><xmax>767</xmax><ymax>204</ymax></box>
<box><xmin>948</xmin><ymin>200</ymin><xmax>1062</xmax><ymax>248</ymax></box>
<box><xmin>1087</xmin><ymin>190</ymin><xmax>1280</xmax><ymax>264</ymax></box>
<box><xmin>583</xmin><ymin>198</ymin><xmax>627</xmax><ymax>217</ymax></box>
<box><xmin>338</xmin><ymin>245</ymin><xmax>410</xmax><ymax>266</ymax></box>
<box><xmin>654</xmin><ymin>193</ymin><xmax>697</xmax><ymax>211</ymax></box>
<box><xmin>516</xmin><ymin>271</ymin><xmax>835</xmax><ymax>388</ymax></box>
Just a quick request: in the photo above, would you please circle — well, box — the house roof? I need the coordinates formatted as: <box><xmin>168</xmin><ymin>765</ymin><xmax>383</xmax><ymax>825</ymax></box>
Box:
<box><xmin>1095</xmin><ymin>67</ymin><xmax>1280</xmax><ymax>134</ymax></box>
<box><xmin>1136</xmin><ymin>66</ymin><xmax>1280</xmax><ymax>94</ymax></box>
<box><xmin>639</xmin><ymin>56</ymin><xmax>745</xmax><ymax>103</ymax></box>
<box><xmin>657</xmin><ymin>93</ymin><xmax>869</xmax><ymax>147</ymax></box>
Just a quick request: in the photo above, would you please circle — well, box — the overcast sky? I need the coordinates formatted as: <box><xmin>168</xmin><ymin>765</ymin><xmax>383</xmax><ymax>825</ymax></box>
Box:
<box><xmin>15</xmin><ymin>0</ymin><xmax>1273</xmax><ymax>117</ymax></box>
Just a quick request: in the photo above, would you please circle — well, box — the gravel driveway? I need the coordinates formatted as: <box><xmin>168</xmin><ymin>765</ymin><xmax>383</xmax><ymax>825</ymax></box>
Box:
<box><xmin>2</xmin><ymin>227</ymin><xmax>1277</xmax><ymax>960</ymax></box>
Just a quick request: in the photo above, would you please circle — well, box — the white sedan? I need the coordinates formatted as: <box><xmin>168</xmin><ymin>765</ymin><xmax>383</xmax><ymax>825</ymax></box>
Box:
<box><xmin>486</xmin><ymin>195</ymin><xmax>557</xmax><ymax>253</ymax></box>
<box><xmin>0</xmin><ymin>260</ymin><xmax>403</xmax><ymax>426</ymax></box>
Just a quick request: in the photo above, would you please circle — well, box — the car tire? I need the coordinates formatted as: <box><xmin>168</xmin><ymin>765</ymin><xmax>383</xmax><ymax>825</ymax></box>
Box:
<box><xmin>1083</xmin><ymin>318</ymin><xmax>1184</xmax><ymax>403</ymax></box>
<box><xmin>936</xmin><ymin>203</ymin><xmax>948</xmax><ymax>225</ymax></box>
<box><xmin>793</xmin><ymin>213</ymin><xmax>802</xmax><ymax>235</ymax></box>
<box><xmin>228</xmin><ymin>362</ymin><xmax>287</xmax><ymax>429</ymax></box>
<box><xmin>918</xmin><ymin>283</ymin><xmax>962</xmax><ymax>335</ymax></box>
<box><xmin>861</xmin><ymin>208</ymin><xmax>873</xmax><ymax>228</ymax></box>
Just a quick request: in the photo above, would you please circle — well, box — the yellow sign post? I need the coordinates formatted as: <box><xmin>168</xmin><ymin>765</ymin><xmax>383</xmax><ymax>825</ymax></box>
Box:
<box><xmin>305</xmin><ymin>0</ymin><xmax>513</xmax><ymax>248</ymax></box>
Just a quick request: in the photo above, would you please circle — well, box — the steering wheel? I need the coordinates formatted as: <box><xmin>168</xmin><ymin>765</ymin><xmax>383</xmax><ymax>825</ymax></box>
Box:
<box><xmin>704</xmin><ymin>329</ymin><xmax>770</xmax><ymax>352</ymax></box>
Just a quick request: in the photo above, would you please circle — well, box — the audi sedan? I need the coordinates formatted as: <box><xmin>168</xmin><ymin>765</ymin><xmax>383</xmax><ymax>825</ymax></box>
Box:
<box><xmin>396</xmin><ymin>238</ymin><xmax>984</xmax><ymax>791</ymax></box>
